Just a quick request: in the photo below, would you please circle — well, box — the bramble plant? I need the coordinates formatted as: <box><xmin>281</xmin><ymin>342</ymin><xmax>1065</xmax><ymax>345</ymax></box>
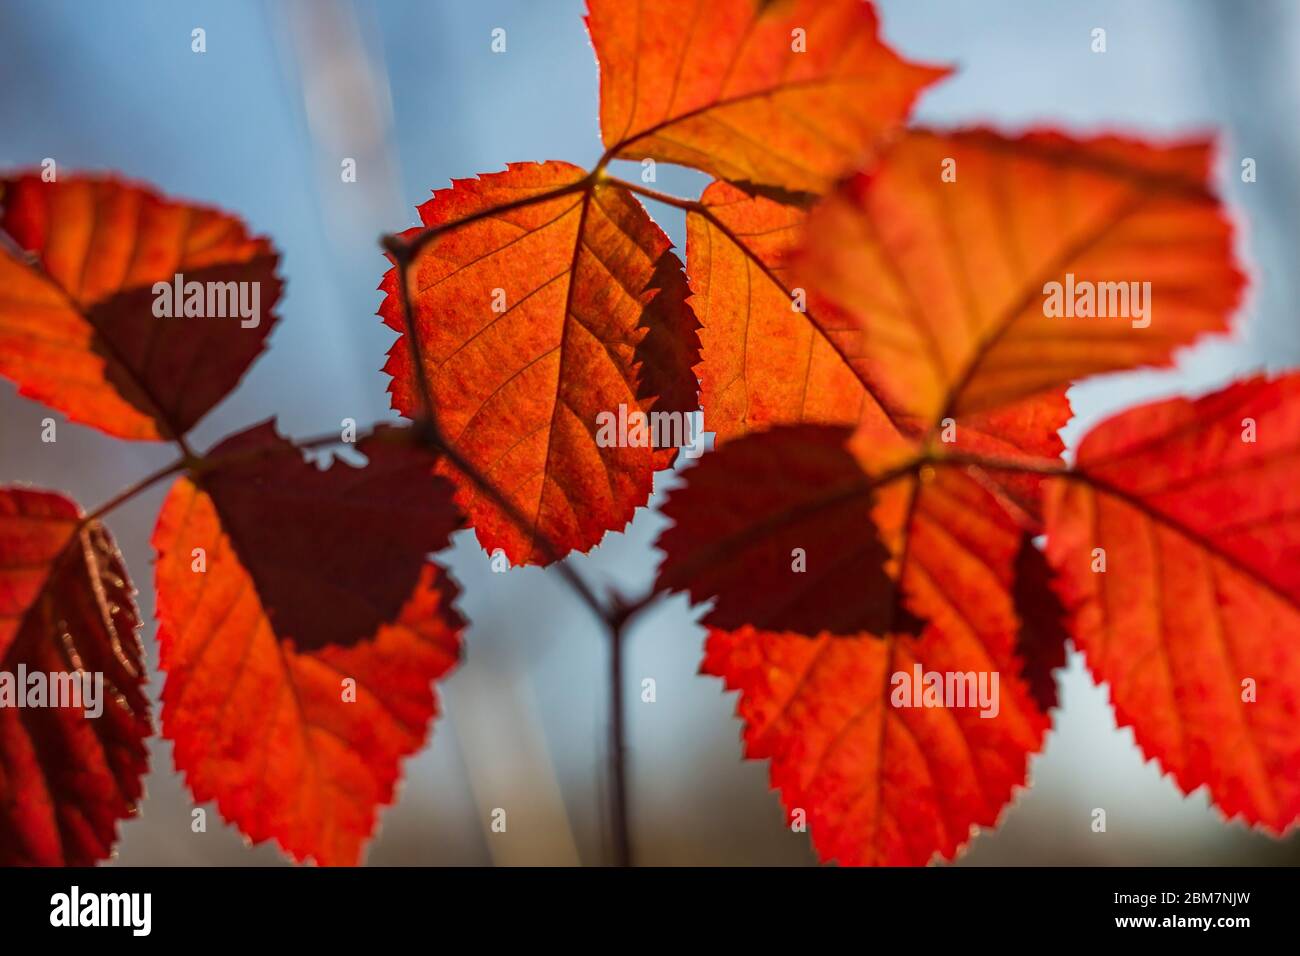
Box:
<box><xmin>1</xmin><ymin>0</ymin><xmax>1296</xmax><ymax>868</ymax></box>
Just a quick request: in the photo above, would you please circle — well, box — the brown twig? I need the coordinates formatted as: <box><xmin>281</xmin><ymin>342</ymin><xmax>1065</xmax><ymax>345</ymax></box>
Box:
<box><xmin>80</xmin><ymin>457</ymin><xmax>190</xmax><ymax>526</ymax></box>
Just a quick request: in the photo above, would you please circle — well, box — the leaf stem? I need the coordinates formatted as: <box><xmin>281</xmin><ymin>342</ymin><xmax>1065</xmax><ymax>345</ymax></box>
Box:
<box><xmin>81</xmin><ymin>457</ymin><xmax>190</xmax><ymax>526</ymax></box>
<box><xmin>612</xmin><ymin>178</ymin><xmax>701</xmax><ymax>212</ymax></box>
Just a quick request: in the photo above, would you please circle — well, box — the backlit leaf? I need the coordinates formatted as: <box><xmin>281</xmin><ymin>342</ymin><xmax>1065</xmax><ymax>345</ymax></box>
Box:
<box><xmin>1045</xmin><ymin>374</ymin><xmax>1300</xmax><ymax>832</ymax></box>
<box><xmin>705</xmin><ymin>619</ymin><xmax>1048</xmax><ymax>866</ymax></box>
<box><xmin>0</xmin><ymin>174</ymin><xmax>282</xmax><ymax>441</ymax></box>
<box><xmin>587</xmin><ymin>0</ymin><xmax>948</xmax><ymax>193</ymax></box>
<box><xmin>0</xmin><ymin>488</ymin><xmax>150</xmax><ymax>865</ymax></box>
<box><xmin>153</xmin><ymin>458</ymin><xmax>464</xmax><ymax>865</ymax></box>
<box><xmin>380</xmin><ymin>161</ymin><xmax>700</xmax><ymax>566</ymax></box>
<box><xmin>149</xmin><ymin>421</ymin><xmax>462</xmax><ymax>864</ymax></box>
<box><xmin>798</xmin><ymin>129</ymin><xmax>1246</xmax><ymax>427</ymax></box>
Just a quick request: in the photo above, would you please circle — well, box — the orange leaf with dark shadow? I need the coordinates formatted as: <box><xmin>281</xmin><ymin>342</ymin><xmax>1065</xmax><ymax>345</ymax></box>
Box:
<box><xmin>380</xmin><ymin>161</ymin><xmax>700</xmax><ymax>566</ymax></box>
<box><xmin>152</xmin><ymin>424</ymin><xmax>465</xmax><ymax>864</ymax></box>
<box><xmin>0</xmin><ymin>174</ymin><xmax>282</xmax><ymax>441</ymax></box>
<box><xmin>0</xmin><ymin>488</ymin><xmax>151</xmax><ymax>865</ymax></box>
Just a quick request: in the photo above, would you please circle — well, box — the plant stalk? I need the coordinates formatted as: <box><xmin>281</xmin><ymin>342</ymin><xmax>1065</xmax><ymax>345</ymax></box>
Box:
<box><xmin>608</xmin><ymin>619</ymin><xmax>633</xmax><ymax>867</ymax></box>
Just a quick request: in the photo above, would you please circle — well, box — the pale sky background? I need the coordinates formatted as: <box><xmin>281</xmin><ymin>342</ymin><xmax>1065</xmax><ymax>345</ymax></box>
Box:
<box><xmin>0</xmin><ymin>0</ymin><xmax>1298</xmax><ymax>865</ymax></box>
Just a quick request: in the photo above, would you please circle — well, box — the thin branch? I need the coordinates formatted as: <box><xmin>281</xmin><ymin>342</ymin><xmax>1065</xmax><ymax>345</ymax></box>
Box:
<box><xmin>607</xmin><ymin>615</ymin><xmax>632</xmax><ymax>868</ymax></box>
<box><xmin>81</xmin><ymin>457</ymin><xmax>190</xmax><ymax>526</ymax></box>
<box><xmin>614</xmin><ymin>178</ymin><xmax>701</xmax><ymax>212</ymax></box>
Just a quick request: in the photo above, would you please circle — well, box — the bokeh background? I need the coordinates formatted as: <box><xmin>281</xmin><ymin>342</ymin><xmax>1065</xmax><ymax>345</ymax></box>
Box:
<box><xmin>1</xmin><ymin>0</ymin><xmax>1298</xmax><ymax>865</ymax></box>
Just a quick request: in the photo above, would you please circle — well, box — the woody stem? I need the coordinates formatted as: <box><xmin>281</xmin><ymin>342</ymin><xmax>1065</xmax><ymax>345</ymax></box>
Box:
<box><xmin>608</xmin><ymin>615</ymin><xmax>632</xmax><ymax>867</ymax></box>
<box><xmin>81</xmin><ymin>458</ymin><xmax>190</xmax><ymax>526</ymax></box>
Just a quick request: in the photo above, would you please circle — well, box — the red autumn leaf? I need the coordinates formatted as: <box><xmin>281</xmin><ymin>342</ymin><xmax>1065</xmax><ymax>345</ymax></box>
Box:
<box><xmin>193</xmin><ymin>421</ymin><xmax>461</xmax><ymax>650</ymax></box>
<box><xmin>152</xmin><ymin>441</ymin><xmax>465</xmax><ymax>864</ymax></box>
<box><xmin>671</xmin><ymin>122</ymin><xmax>1253</xmax><ymax>866</ymax></box>
<box><xmin>658</xmin><ymin>424</ymin><xmax>1053</xmax><ymax>864</ymax></box>
<box><xmin>704</xmin><ymin>620</ymin><xmax>1048</xmax><ymax>866</ymax></box>
<box><xmin>1045</xmin><ymin>374</ymin><xmax>1300</xmax><ymax>832</ymax></box>
<box><xmin>656</xmin><ymin>425</ymin><xmax>902</xmax><ymax>636</ymax></box>
<box><xmin>586</xmin><ymin>0</ymin><xmax>948</xmax><ymax>194</ymax></box>
<box><xmin>796</xmin><ymin>128</ymin><xmax>1246</xmax><ymax>427</ymax></box>
<box><xmin>0</xmin><ymin>488</ymin><xmax>151</xmax><ymax>865</ymax></box>
<box><xmin>0</xmin><ymin>173</ymin><xmax>282</xmax><ymax>441</ymax></box>
<box><xmin>380</xmin><ymin>161</ymin><xmax>699</xmax><ymax>566</ymax></box>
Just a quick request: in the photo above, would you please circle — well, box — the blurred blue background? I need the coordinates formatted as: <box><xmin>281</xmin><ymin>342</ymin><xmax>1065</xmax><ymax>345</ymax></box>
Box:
<box><xmin>1</xmin><ymin>0</ymin><xmax>1297</xmax><ymax>865</ymax></box>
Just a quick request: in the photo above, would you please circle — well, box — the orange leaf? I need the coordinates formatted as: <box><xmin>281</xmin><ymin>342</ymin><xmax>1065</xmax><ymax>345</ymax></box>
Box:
<box><xmin>687</xmin><ymin>181</ymin><xmax>891</xmax><ymax>444</ymax></box>
<box><xmin>0</xmin><ymin>174</ymin><xmax>282</xmax><ymax>441</ymax></box>
<box><xmin>1045</xmin><ymin>374</ymin><xmax>1300</xmax><ymax>833</ymax></box>
<box><xmin>152</xmin><ymin>426</ymin><xmax>465</xmax><ymax>865</ymax></box>
<box><xmin>798</xmin><ymin>129</ymin><xmax>1246</xmax><ymax>427</ymax></box>
<box><xmin>380</xmin><ymin>161</ymin><xmax>699</xmax><ymax>566</ymax></box>
<box><xmin>587</xmin><ymin>0</ymin><xmax>948</xmax><ymax>194</ymax></box>
<box><xmin>687</xmin><ymin>178</ymin><xmax>1072</xmax><ymax>523</ymax></box>
<box><xmin>705</xmin><ymin>620</ymin><xmax>1048</xmax><ymax>866</ymax></box>
<box><xmin>0</xmin><ymin>488</ymin><xmax>151</xmax><ymax>865</ymax></box>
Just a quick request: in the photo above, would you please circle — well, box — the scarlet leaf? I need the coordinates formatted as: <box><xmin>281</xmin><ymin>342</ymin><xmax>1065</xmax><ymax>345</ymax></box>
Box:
<box><xmin>0</xmin><ymin>174</ymin><xmax>282</xmax><ymax>441</ymax></box>
<box><xmin>686</xmin><ymin>178</ymin><xmax>1072</xmax><ymax>523</ymax></box>
<box><xmin>704</xmin><ymin>621</ymin><xmax>1048</xmax><ymax>866</ymax></box>
<box><xmin>587</xmin><ymin>0</ymin><xmax>948</xmax><ymax>193</ymax></box>
<box><xmin>153</xmin><ymin>462</ymin><xmax>464</xmax><ymax>865</ymax></box>
<box><xmin>661</xmin><ymin>422</ymin><xmax>1055</xmax><ymax>862</ymax></box>
<box><xmin>194</xmin><ymin>421</ymin><xmax>461</xmax><ymax>650</ymax></box>
<box><xmin>797</xmin><ymin>129</ymin><xmax>1246</xmax><ymax>426</ymax></box>
<box><xmin>380</xmin><ymin>161</ymin><xmax>700</xmax><ymax>566</ymax></box>
<box><xmin>1045</xmin><ymin>374</ymin><xmax>1300</xmax><ymax>832</ymax></box>
<box><xmin>0</xmin><ymin>488</ymin><xmax>151</xmax><ymax>865</ymax></box>
<box><xmin>656</xmin><ymin>425</ymin><xmax>901</xmax><ymax>636</ymax></box>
